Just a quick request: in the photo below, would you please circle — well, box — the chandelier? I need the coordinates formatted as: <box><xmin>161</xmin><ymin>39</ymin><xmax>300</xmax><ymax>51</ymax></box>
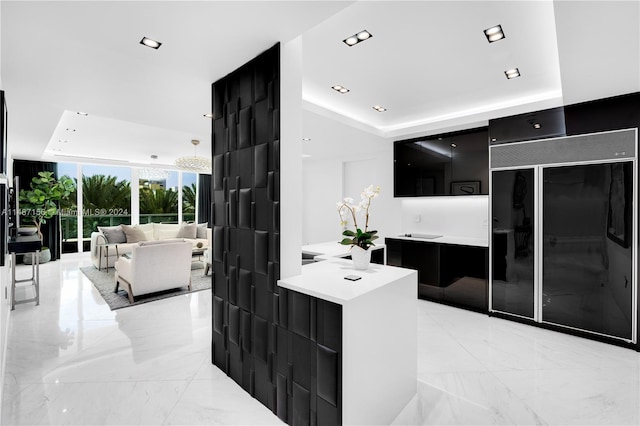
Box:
<box><xmin>175</xmin><ymin>139</ymin><xmax>211</xmax><ymax>173</ymax></box>
<box><xmin>139</xmin><ymin>155</ymin><xmax>170</xmax><ymax>180</ymax></box>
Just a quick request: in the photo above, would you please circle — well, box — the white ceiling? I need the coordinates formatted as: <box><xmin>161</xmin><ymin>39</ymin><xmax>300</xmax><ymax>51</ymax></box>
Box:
<box><xmin>1</xmin><ymin>0</ymin><xmax>353</xmax><ymax>166</ymax></box>
<box><xmin>1</xmin><ymin>1</ymin><xmax>639</xmax><ymax>168</ymax></box>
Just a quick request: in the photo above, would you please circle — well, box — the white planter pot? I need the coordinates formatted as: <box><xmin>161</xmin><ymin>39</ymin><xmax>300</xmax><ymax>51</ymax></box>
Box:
<box><xmin>23</xmin><ymin>249</ymin><xmax>51</xmax><ymax>264</ymax></box>
<box><xmin>350</xmin><ymin>246</ymin><xmax>371</xmax><ymax>270</ymax></box>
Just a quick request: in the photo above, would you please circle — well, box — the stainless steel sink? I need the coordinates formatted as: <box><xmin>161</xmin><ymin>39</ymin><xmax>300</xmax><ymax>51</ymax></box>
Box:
<box><xmin>399</xmin><ymin>233</ymin><xmax>442</xmax><ymax>239</ymax></box>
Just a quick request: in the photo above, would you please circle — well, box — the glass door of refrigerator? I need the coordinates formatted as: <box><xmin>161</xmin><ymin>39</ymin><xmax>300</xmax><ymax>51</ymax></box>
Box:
<box><xmin>541</xmin><ymin>161</ymin><xmax>634</xmax><ymax>340</ymax></box>
<box><xmin>491</xmin><ymin>168</ymin><xmax>536</xmax><ymax>318</ymax></box>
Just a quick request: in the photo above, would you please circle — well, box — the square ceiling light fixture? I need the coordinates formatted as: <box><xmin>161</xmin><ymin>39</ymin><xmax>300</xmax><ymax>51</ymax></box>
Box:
<box><xmin>504</xmin><ymin>68</ymin><xmax>521</xmax><ymax>79</ymax></box>
<box><xmin>373</xmin><ymin>105</ymin><xmax>387</xmax><ymax>112</ymax></box>
<box><xmin>140</xmin><ymin>36</ymin><xmax>162</xmax><ymax>49</ymax></box>
<box><xmin>332</xmin><ymin>85</ymin><xmax>350</xmax><ymax>94</ymax></box>
<box><xmin>484</xmin><ymin>25</ymin><xmax>505</xmax><ymax>43</ymax></box>
<box><xmin>343</xmin><ymin>30</ymin><xmax>372</xmax><ymax>47</ymax></box>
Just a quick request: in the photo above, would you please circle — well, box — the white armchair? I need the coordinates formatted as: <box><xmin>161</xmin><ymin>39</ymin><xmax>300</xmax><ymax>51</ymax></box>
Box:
<box><xmin>114</xmin><ymin>240</ymin><xmax>193</xmax><ymax>303</ymax></box>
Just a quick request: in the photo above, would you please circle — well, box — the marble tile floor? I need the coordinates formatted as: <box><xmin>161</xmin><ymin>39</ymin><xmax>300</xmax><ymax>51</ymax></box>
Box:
<box><xmin>2</xmin><ymin>253</ymin><xmax>639</xmax><ymax>425</ymax></box>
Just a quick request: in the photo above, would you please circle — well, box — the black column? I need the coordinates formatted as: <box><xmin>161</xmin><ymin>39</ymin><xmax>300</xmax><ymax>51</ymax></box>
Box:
<box><xmin>210</xmin><ymin>44</ymin><xmax>343</xmax><ymax>424</ymax></box>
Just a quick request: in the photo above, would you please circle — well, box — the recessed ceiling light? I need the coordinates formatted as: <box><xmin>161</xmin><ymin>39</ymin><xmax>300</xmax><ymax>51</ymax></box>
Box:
<box><xmin>357</xmin><ymin>30</ymin><xmax>371</xmax><ymax>41</ymax></box>
<box><xmin>484</xmin><ymin>25</ymin><xmax>505</xmax><ymax>43</ymax></box>
<box><xmin>76</xmin><ymin>111</ymin><xmax>88</xmax><ymax>116</ymax></box>
<box><xmin>203</xmin><ymin>113</ymin><xmax>214</xmax><ymax>118</ymax></box>
<box><xmin>491</xmin><ymin>137</ymin><xmax>497</xmax><ymax>142</ymax></box>
<box><xmin>343</xmin><ymin>30</ymin><xmax>372</xmax><ymax>47</ymax></box>
<box><xmin>373</xmin><ymin>105</ymin><xmax>387</xmax><ymax>112</ymax></box>
<box><xmin>140</xmin><ymin>36</ymin><xmax>162</xmax><ymax>49</ymax></box>
<box><xmin>450</xmin><ymin>143</ymin><xmax>457</xmax><ymax>148</ymax></box>
<box><xmin>302</xmin><ymin>138</ymin><xmax>311</xmax><ymax>141</ymax></box>
<box><xmin>65</xmin><ymin>128</ymin><xmax>76</xmax><ymax>132</ymax></box>
<box><xmin>332</xmin><ymin>85</ymin><xmax>350</xmax><ymax>94</ymax></box>
<box><xmin>505</xmin><ymin>68</ymin><xmax>521</xmax><ymax>79</ymax></box>
<box><xmin>533</xmin><ymin>123</ymin><xmax>541</xmax><ymax>129</ymax></box>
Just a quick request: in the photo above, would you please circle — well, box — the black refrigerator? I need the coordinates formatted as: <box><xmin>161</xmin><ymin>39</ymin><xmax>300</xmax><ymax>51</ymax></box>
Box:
<box><xmin>490</xmin><ymin>128</ymin><xmax>637</xmax><ymax>343</ymax></box>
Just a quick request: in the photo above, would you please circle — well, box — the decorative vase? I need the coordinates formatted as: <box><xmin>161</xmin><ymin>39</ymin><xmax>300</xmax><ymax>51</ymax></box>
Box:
<box><xmin>350</xmin><ymin>246</ymin><xmax>371</xmax><ymax>270</ymax></box>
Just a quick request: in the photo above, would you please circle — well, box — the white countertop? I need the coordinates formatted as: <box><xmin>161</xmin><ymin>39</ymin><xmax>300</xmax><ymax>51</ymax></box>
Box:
<box><xmin>278</xmin><ymin>257</ymin><xmax>416</xmax><ymax>305</ymax></box>
<box><xmin>387</xmin><ymin>234</ymin><xmax>488</xmax><ymax>247</ymax></box>
<box><xmin>302</xmin><ymin>241</ymin><xmax>385</xmax><ymax>260</ymax></box>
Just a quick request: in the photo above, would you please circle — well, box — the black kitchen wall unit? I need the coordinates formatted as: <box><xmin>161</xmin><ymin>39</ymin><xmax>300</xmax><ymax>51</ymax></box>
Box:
<box><xmin>489</xmin><ymin>92</ymin><xmax>640</xmax><ymax>144</ymax></box>
<box><xmin>488</xmin><ymin>92</ymin><xmax>640</xmax><ymax>351</ymax></box>
<box><xmin>490</xmin><ymin>129</ymin><xmax>638</xmax><ymax>348</ymax></box>
<box><xmin>489</xmin><ymin>107</ymin><xmax>566</xmax><ymax>145</ymax></box>
<box><xmin>211</xmin><ymin>44</ymin><xmax>343</xmax><ymax>425</ymax></box>
<box><xmin>563</xmin><ymin>92</ymin><xmax>640</xmax><ymax>137</ymax></box>
<box><xmin>386</xmin><ymin>238</ymin><xmax>488</xmax><ymax>312</ymax></box>
<box><xmin>394</xmin><ymin>126</ymin><xmax>489</xmax><ymax>197</ymax></box>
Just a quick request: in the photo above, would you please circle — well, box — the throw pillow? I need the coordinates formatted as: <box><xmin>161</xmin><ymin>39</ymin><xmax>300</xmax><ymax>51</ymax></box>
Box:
<box><xmin>177</xmin><ymin>223</ymin><xmax>197</xmax><ymax>239</ymax></box>
<box><xmin>97</xmin><ymin>225</ymin><xmax>127</xmax><ymax>244</ymax></box>
<box><xmin>137</xmin><ymin>223</ymin><xmax>156</xmax><ymax>241</ymax></box>
<box><xmin>196</xmin><ymin>222</ymin><xmax>208</xmax><ymax>239</ymax></box>
<box><xmin>120</xmin><ymin>224</ymin><xmax>148</xmax><ymax>243</ymax></box>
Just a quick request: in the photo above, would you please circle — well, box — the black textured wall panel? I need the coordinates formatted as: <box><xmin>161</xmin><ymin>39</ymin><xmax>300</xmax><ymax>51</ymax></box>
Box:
<box><xmin>211</xmin><ymin>44</ymin><xmax>343</xmax><ymax>425</ymax></box>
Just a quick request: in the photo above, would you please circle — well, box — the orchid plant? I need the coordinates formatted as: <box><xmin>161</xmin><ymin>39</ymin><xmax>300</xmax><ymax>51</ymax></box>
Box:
<box><xmin>336</xmin><ymin>185</ymin><xmax>381</xmax><ymax>250</ymax></box>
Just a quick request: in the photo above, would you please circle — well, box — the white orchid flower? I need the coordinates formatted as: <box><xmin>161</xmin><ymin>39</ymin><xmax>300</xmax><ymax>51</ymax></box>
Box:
<box><xmin>343</xmin><ymin>197</ymin><xmax>354</xmax><ymax>204</ymax></box>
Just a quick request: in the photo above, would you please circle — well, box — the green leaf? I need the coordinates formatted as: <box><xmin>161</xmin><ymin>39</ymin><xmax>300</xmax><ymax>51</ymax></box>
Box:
<box><xmin>339</xmin><ymin>238</ymin><xmax>354</xmax><ymax>245</ymax></box>
<box><xmin>342</xmin><ymin>229</ymin><xmax>356</xmax><ymax>237</ymax></box>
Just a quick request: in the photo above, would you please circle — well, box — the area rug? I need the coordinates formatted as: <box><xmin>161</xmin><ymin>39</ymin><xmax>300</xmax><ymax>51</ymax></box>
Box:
<box><xmin>80</xmin><ymin>265</ymin><xmax>211</xmax><ymax>310</ymax></box>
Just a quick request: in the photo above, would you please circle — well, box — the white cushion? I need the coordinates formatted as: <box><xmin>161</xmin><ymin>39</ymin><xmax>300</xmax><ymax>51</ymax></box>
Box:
<box><xmin>136</xmin><ymin>223</ymin><xmax>155</xmax><ymax>240</ymax></box>
<box><xmin>137</xmin><ymin>223</ymin><xmax>154</xmax><ymax>233</ymax></box>
<box><xmin>177</xmin><ymin>223</ymin><xmax>197</xmax><ymax>239</ymax></box>
<box><xmin>153</xmin><ymin>223</ymin><xmax>180</xmax><ymax>240</ymax></box>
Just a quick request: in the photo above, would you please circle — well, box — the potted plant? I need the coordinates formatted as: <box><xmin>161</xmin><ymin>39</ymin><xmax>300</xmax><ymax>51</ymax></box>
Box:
<box><xmin>336</xmin><ymin>185</ymin><xmax>381</xmax><ymax>270</ymax></box>
<box><xmin>19</xmin><ymin>171</ymin><xmax>75</xmax><ymax>264</ymax></box>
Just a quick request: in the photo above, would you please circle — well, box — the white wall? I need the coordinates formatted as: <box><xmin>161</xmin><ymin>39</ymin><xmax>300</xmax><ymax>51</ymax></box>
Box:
<box><xmin>301</xmin><ymin>109</ymin><xmax>402</xmax><ymax>245</ymax></box>
<box><xmin>400</xmin><ymin>196</ymin><xmax>489</xmax><ymax>240</ymax></box>
<box><xmin>302</xmin><ymin>159</ymin><xmax>342</xmax><ymax>244</ymax></box>
<box><xmin>281</xmin><ymin>37</ymin><xmax>303</xmax><ymax>278</ymax></box>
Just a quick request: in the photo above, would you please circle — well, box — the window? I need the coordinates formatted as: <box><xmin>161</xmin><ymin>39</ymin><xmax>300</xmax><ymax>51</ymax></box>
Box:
<box><xmin>82</xmin><ymin>165</ymin><xmax>131</xmax><ymax>251</ymax></box>
<box><xmin>58</xmin><ymin>162</ymin><xmax>79</xmax><ymax>253</ymax></box>
<box><xmin>57</xmin><ymin>162</ymin><xmax>200</xmax><ymax>252</ymax></box>
<box><xmin>139</xmin><ymin>170</ymin><xmax>178</xmax><ymax>223</ymax></box>
<box><xmin>182</xmin><ymin>172</ymin><xmax>197</xmax><ymax>223</ymax></box>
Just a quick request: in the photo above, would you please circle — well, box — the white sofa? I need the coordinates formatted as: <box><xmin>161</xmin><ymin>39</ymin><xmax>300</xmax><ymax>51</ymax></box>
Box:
<box><xmin>114</xmin><ymin>240</ymin><xmax>193</xmax><ymax>303</ymax></box>
<box><xmin>90</xmin><ymin>223</ymin><xmax>211</xmax><ymax>269</ymax></box>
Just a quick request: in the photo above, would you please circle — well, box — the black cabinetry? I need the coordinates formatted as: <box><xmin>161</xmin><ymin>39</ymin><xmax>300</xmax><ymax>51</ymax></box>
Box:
<box><xmin>489</xmin><ymin>107</ymin><xmax>566</xmax><ymax>145</ymax></box>
<box><xmin>386</xmin><ymin>238</ymin><xmax>488</xmax><ymax>312</ymax></box>
<box><xmin>488</xmin><ymin>92</ymin><xmax>640</xmax><ymax>145</ymax></box>
<box><xmin>394</xmin><ymin>127</ymin><xmax>489</xmax><ymax>196</ymax></box>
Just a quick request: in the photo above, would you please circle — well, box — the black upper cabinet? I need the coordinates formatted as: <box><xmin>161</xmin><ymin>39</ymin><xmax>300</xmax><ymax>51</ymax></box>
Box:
<box><xmin>488</xmin><ymin>93</ymin><xmax>640</xmax><ymax>145</ymax></box>
<box><xmin>394</xmin><ymin>127</ymin><xmax>489</xmax><ymax>197</ymax></box>
<box><xmin>489</xmin><ymin>106</ymin><xmax>566</xmax><ymax>145</ymax></box>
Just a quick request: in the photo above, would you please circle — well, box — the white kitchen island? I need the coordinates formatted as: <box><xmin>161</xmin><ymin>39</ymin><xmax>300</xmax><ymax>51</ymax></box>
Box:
<box><xmin>278</xmin><ymin>257</ymin><xmax>417</xmax><ymax>425</ymax></box>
